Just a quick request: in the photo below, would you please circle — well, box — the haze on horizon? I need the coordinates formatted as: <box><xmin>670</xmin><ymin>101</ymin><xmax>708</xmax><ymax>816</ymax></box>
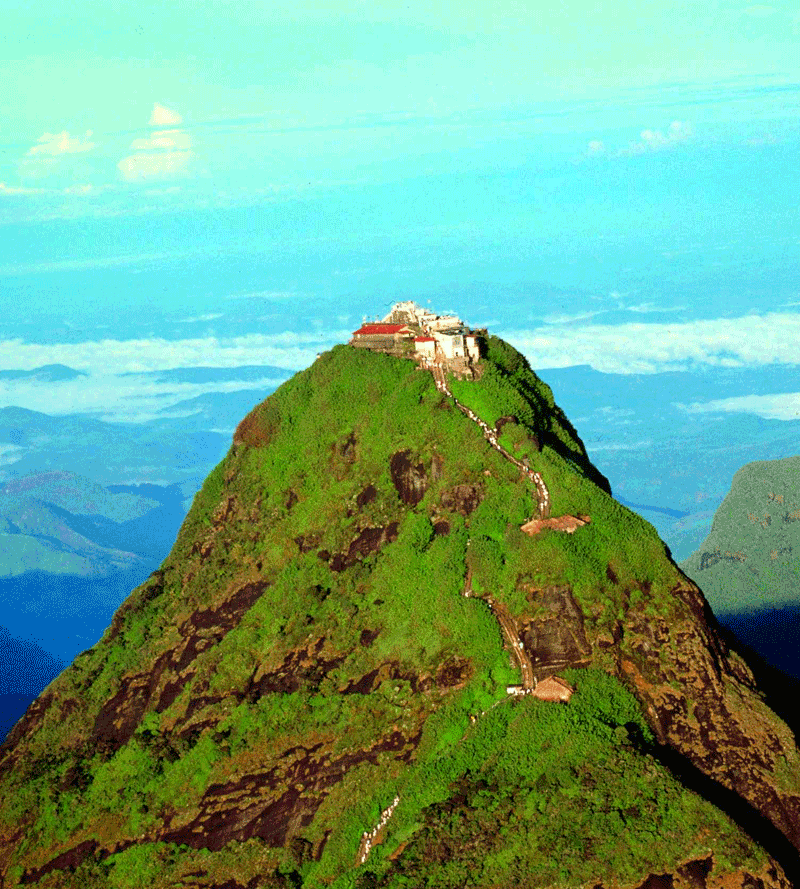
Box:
<box><xmin>1</xmin><ymin>0</ymin><xmax>799</xmax><ymax>550</ymax></box>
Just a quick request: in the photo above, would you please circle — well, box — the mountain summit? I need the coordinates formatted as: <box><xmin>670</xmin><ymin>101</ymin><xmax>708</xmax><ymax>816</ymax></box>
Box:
<box><xmin>1</xmin><ymin>328</ymin><xmax>799</xmax><ymax>888</ymax></box>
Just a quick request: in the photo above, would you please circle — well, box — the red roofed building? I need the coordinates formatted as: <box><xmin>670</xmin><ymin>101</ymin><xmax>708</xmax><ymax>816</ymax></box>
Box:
<box><xmin>349</xmin><ymin>322</ymin><xmax>415</xmax><ymax>354</ymax></box>
<box><xmin>353</xmin><ymin>323</ymin><xmax>412</xmax><ymax>336</ymax></box>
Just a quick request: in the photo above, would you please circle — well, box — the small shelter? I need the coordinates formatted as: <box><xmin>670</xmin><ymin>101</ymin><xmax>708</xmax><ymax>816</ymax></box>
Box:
<box><xmin>532</xmin><ymin>676</ymin><xmax>574</xmax><ymax>703</ymax></box>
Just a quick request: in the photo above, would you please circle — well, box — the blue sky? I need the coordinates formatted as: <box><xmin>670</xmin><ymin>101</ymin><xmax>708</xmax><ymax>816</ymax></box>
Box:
<box><xmin>1</xmin><ymin>0</ymin><xmax>800</xmax><ymax>450</ymax></box>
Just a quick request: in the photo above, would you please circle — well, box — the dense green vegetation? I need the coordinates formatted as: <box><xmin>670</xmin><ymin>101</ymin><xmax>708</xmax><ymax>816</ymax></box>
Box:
<box><xmin>0</xmin><ymin>342</ymin><xmax>776</xmax><ymax>887</ymax></box>
<box><xmin>681</xmin><ymin>456</ymin><xmax>800</xmax><ymax>613</ymax></box>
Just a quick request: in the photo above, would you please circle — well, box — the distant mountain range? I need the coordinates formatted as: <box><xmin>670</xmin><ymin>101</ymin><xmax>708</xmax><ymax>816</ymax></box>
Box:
<box><xmin>0</xmin><ymin>366</ymin><xmax>292</xmax><ymax>741</ymax></box>
<box><xmin>0</xmin><ymin>364</ymin><xmax>87</xmax><ymax>382</ymax></box>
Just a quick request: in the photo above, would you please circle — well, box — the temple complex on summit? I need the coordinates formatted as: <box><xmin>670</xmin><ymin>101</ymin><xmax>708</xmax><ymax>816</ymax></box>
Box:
<box><xmin>349</xmin><ymin>301</ymin><xmax>485</xmax><ymax>377</ymax></box>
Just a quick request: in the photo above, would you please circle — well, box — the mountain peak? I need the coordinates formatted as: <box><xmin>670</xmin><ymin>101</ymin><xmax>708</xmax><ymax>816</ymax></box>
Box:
<box><xmin>1</xmin><ymin>334</ymin><xmax>798</xmax><ymax>888</ymax></box>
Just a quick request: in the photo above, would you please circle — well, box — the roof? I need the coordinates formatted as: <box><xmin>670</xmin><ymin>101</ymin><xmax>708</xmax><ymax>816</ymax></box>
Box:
<box><xmin>414</xmin><ymin>336</ymin><xmax>435</xmax><ymax>342</ymax></box>
<box><xmin>352</xmin><ymin>323</ymin><xmax>412</xmax><ymax>336</ymax></box>
<box><xmin>532</xmin><ymin>675</ymin><xmax>574</xmax><ymax>702</ymax></box>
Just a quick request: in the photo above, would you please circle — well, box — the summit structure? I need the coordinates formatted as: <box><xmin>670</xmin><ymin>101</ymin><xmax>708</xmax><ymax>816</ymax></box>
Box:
<box><xmin>349</xmin><ymin>300</ymin><xmax>484</xmax><ymax>377</ymax></box>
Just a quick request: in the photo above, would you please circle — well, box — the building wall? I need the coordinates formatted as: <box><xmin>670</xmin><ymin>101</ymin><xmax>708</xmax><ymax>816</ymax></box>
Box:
<box><xmin>435</xmin><ymin>332</ymin><xmax>464</xmax><ymax>359</ymax></box>
<box><xmin>351</xmin><ymin>335</ymin><xmax>410</xmax><ymax>354</ymax></box>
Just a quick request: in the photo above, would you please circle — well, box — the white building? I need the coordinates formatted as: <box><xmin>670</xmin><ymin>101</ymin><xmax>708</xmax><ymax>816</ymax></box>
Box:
<box><xmin>434</xmin><ymin>330</ymin><xmax>465</xmax><ymax>360</ymax></box>
<box><xmin>414</xmin><ymin>336</ymin><xmax>436</xmax><ymax>360</ymax></box>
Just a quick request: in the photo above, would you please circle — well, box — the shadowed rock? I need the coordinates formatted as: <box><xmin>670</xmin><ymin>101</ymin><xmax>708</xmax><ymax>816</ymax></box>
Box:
<box><xmin>389</xmin><ymin>450</ymin><xmax>428</xmax><ymax>506</ymax></box>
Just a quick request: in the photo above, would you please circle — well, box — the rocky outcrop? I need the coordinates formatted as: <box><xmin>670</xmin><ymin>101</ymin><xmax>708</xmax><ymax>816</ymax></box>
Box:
<box><xmin>389</xmin><ymin>450</ymin><xmax>429</xmax><ymax>506</ymax></box>
<box><xmin>618</xmin><ymin>578</ymin><xmax>800</xmax><ymax>876</ymax></box>
<box><xmin>520</xmin><ymin>584</ymin><xmax>592</xmax><ymax>678</ymax></box>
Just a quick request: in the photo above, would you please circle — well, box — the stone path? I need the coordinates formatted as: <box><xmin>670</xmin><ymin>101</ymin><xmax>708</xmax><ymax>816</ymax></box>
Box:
<box><xmin>485</xmin><ymin>596</ymin><xmax>536</xmax><ymax>690</ymax></box>
<box><xmin>430</xmin><ymin>363</ymin><xmax>550</xmax><ymax>518</ymax></box>
<box><xmin>357</xmin><ymin>795</ymin><xmax>400</xmax><ymax>864</ymax></box>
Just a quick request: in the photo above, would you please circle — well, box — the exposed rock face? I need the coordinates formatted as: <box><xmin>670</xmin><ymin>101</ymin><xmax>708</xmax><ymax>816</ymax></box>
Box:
<box><xmin>1</xmin><ymin>342</ymin><xmax>799</xmax><ymax>889</ymax></box>
<box><xmin>440</xmin><ymin>483</ymin><xmax>483</xmax><ymax>516</ymax></box>
<box><xmin>521</xmin><ymin>584</ymin><xmax>592</xmax><ymax>678</ymax></box>
<box><xmin>618</xmin><ymin>578</ymin><xmax>800</xmax><ymax>860</ymax></box>
<box><xmin>389</xmin><ymin>450</ymin><xmax>429</xmax><ymax>506</ymax></box>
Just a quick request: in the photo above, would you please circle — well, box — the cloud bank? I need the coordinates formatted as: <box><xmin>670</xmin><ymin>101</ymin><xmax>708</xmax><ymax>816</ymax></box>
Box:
<box><xmin>678</xmin><ymin>392</ymin><xmax>800</xmax><ymax>421</ymax></box>
<box><xmin>26</xmin><ymin>130</ymin><xmax>96</xmax><ymax>157</ymax></box>
<box><xmin>503</xmin><ymin>311</ymin><xmax>800</xmax><ymax>374</ymax></box>
<box><xmin>0</xmin><ymin>330</ymin><xmax>347</xmax><ymax>422</ymax></box>
<box><xmin>118</xmin><ymin>103</ymin><xmax>194</xmax><ymax>182</ymax></box>
<box><xmin>587</xmin><ymin>120</ymin><xmax>694</xmax><ymax>158</ymax></box>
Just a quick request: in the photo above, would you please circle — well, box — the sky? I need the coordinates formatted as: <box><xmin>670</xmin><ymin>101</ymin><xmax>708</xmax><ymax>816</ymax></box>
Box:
<box><xmin>1</xmin><ymin>0</ymin><xmax>800</xmax><ymax>499</ymax></box>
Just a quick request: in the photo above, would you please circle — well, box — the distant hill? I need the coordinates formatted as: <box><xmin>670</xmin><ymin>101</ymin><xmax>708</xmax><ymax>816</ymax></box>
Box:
<box><xmin>538</xmin><ymin>364</ymin><xmax>800</xmax><ymax>561</ymax></box>
<box><xmin>0</xmin><ymin>364</ymin><xmax>86</xmax><ymax>382</ymax></box>
<box><xmin>0</xmin><ymin>471</ymin><xmax>161</xmax><ymax>578</ymax></box>
<box><xmin>0</xmin><ymin>406</ymin><xmax>228</xmax><ymax>485</ymax></box>
<box><xmin>681</xmin><ymin>456</ymin><xmax>800</xmax><ymax>614</ymax></box>
<box><xmin>156</xmin><ymin>387</ymin><xmax>289</xmax><ymax>433</ymax></box>
<box><xmin>146</xmin><ymin>364</ymin><xmax>292</xmax><ymax>384</ymax></box>
<box><xmin>0</xmin><ymin>473</ymin><xmax>192</xmax><ymax>662</ymax></box>
<box><xmin>681</xmin><ymin>456</ymin><xmax>800</xmax><ymax>679</ymax></box>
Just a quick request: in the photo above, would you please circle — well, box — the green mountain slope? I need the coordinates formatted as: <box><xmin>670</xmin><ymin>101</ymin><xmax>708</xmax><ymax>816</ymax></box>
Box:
<box><xmin>681</xmin><ymin>456</ymin><xmax>800</xmax><ymax>614</ymax></box>
<box><xmin>1</xmin><ymin>339</ymin><xmax>798</xmax><ymax>889</ymax></box>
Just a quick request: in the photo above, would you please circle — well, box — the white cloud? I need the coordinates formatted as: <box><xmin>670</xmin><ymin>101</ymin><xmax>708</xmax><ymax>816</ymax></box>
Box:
<box><xmin>62</xmin><ymin>183</ymin><xmax>101</xmax><ymax>195</ymax></box>
<box><xmin>118</xmin><ymin>151</ymin><xmax>193</xmax><ymax>181</ymax></box>
<box><xmin>587</xmin><ymin>139</ymin><xmax>604</xmax><ymax>156</ymax></box>
<box><xmin>176</xmin><ymin>313</ymin><xmax>224</xmax><ymax>323</ymax></box>
<box><xmin>149</xmin><ymin>103</ymin><xmax>183</xmax><ymax>126</ymax></box>
<box><xmin>26</xmin><ymin>130</ymin><xmax>96</xmax><ymax>157</ymax></box>
<box><xmin>0</xmin><ymin>249</ymin><xmax>196</xmax><ymax>276</ymax></box>
<box><xmin>542</xmin><ymin>310</ymin><xmax>606</xmax><ymax>325</ymax></box>
<box><xmin>0</xmin><ymin>330</ymin><xmax>351</xmax><ymax>422</ymax></box>
<box><xmin>118</xmin><ymin>103</ymin><xmax>193</xmax><ymax>182</ymax></box>
<box><xmin>0</xmin><ymin>443</ymin><xmax>23</xmax><ymax>466</ymax></box>
<box><xmin>744</xmin><ymin>133</ymin><xmax>777</xmax><ymax>146</ymax></box>
<box><xmin>502</xmin><ymin>311</ymin><xmax>800</xmax><ymax>374</ymax></box>
<box><xmin>0</xmin><ymin>331</ymin><xmax>347</xmax><ymax>377</ymax></box>
<box><xmin>587</xmin><ymin>440</ymin><xmax>653</xmax><ymax>452</ymax></box>
<box><xmin>624</xmin><ymin>302</ymin><xmax>687</xmax><ymax>314</ymax></box>
<box><xmin>742</xmin><ymin>4</ymin><xmax>776</xmax><ymax>17</ymax></box>
<box><xmin>226</xmin><ymin>290</ymin><xmax>301</xmax><ymax>301</ymax></box>
<box><xmin>621</xmin><ymin>120</ymin><xmax>693</xmax><ymax>156</ymax></box>
<box><xmin>129</xmin><ymin>130</ymin><xmax>191</xmax><ymax>152</ymax></box>
<box><xmin>0</xmin><ymin>182</ymin><xmax>105</xmax><ymax>199</ymax></box>
<box><xmin>678</xmin><ymin>393</ymin><xmax>800</xmax><ymax>421</ymax></box>
<box><xmin>0</xmin><ymin>374</ymin><xmax>287</xmax><ymax>424</ymax></box>
<box><xmin>0</xmin><ymin>182</ymin><xmax>46</xmax><ymax>196</ymax></box>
